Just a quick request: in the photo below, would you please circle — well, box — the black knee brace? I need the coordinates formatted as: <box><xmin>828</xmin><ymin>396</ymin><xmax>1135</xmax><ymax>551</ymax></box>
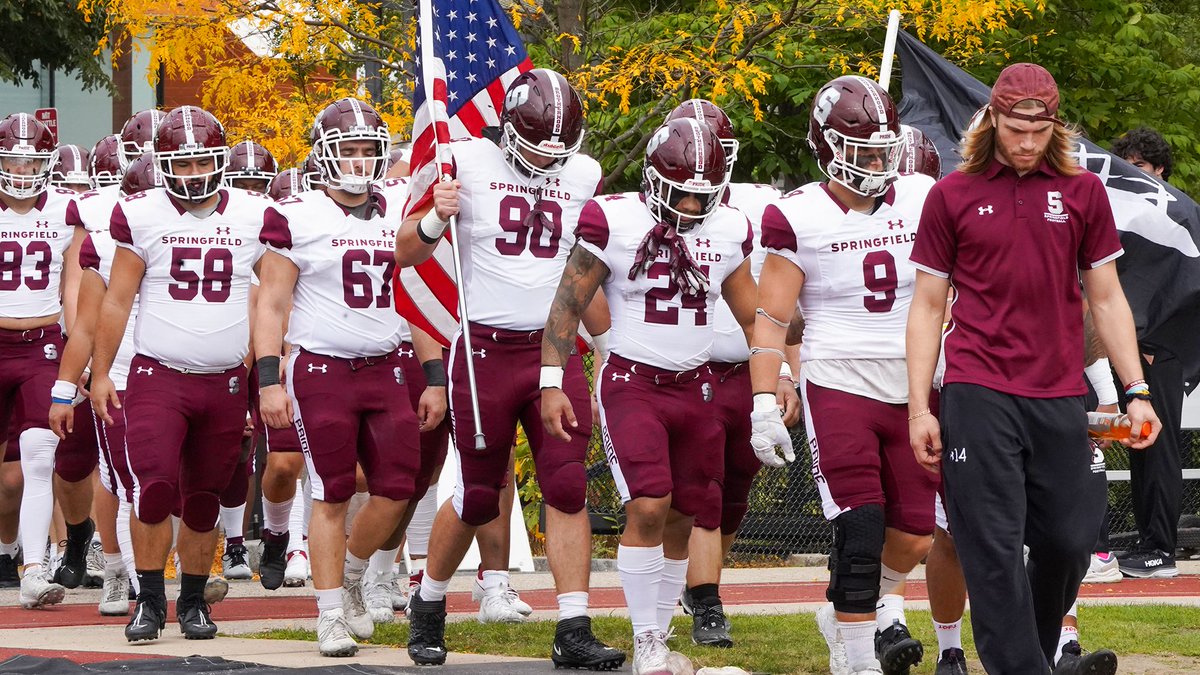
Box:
<box><xmin>826</xmin><ymin>503</ymin><xmax>885</xmax><ymax>614</ymax></box>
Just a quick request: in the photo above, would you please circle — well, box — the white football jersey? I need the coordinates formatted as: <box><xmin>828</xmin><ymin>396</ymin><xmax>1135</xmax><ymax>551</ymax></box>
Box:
<box><xmin>762</xmin><ymin>174</ymin><xmax>935</xmax><ymax>363</ymax></box>
<box><xmin>112</xmin><ymin>188</ymin><xmax>267</xmax><ymax>371</ymax></box>
<box><xmin>262</xmin><ymin>187</ymin><xmax>403</xmax><ymax>358</ymax></box>
<box><xmin>66</xmin><ymin>184</ymin><xmax>121</xmax><ymax>233</ymax></box>
<box><xmin>710</xmin><ymin>183</ymin><xmax>780</xmax><ymax>363</ymax></box>
<box><xmin>79</xmin><ymin>231</ymin><xmax>138</xmax><ymax>389</ymax></box>
<box><xmin>0</xmin><ymin>188</ymin><xmax>80</xmax><ymax>319</ymax></box>
<box><xmin>576</xmin><ymin>194</ymin><xmax>753</xmax><ymax>370</ymax></box>
<box><xmin>450</xmin><ymin>137</ymin><xmax>603</xmax><ymax>330</ymax></box>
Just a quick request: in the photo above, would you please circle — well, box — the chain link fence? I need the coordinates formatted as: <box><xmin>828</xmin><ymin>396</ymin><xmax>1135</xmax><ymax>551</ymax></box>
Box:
<box><xmin>575</xmin><ymin>353</ymin><xmax>1200</xmax><ymax>559</ymax></box>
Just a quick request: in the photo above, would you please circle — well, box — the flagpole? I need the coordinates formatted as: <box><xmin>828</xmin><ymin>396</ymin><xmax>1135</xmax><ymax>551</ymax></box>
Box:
<box><xmin>878</xmin><ymin>9</ymin><xmax>901</xmax><ymax>91</ymax></box>
<box><xmin>419</xmin><ymin>0</ymin><xmax>487</xmax><ymax>451</ymax></box>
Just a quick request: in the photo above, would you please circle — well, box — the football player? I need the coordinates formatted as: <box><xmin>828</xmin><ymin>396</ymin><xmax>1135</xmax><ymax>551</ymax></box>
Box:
<box><xmin>395</xmin><ymin>68</ymin><xmax>621</xmax><ymax>670</ymax></box>
<box><xmin>750</xmin><ymin>76</ymin><xmax>939</xmax><ymax>675</ymax></box>
<box><xmin>90</xmin><ymin>105</ymin><xmax>270</xmax><ymax>642</ymax></box>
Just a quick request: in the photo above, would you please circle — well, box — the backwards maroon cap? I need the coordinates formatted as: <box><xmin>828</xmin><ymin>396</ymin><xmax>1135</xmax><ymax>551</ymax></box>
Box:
<box><xmin>990</xmin><ymin>63</ymin><xmax>1062</xmax><ymax>125</ymax></box>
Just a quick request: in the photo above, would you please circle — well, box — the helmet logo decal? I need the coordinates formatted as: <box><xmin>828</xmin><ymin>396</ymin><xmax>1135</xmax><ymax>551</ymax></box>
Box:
<box><xmin>646</xmin><ymin>126</ymin><xmax>670</xmax><ymax>155</ymax></box>
<box><xmin>813</xmin><ymin>88</ymin><xmax>841</xmax><ymax>125</ymax></box>
<box><xmin>549</xmin><ymin>74</ymin><xmax>564</xmax><ymax>140</ymax></box>
<box><xmin>182</xmin><ymin>107</ymin><xmax>196</xmax><ymax>148</ymax></box>
<box><xmin>504</xmin><ymin>83</ymin><xmax>530</xmax><ymax>111</ymax></box>
<box><xmin>688</xmin><ymin>117</ymin><xmax>707</xmax><ymax>177</ymax></box>
<box><xmin>348</xmin><ymin>98</ymin><xmax>366</xmax><ymax>128</ymax></box>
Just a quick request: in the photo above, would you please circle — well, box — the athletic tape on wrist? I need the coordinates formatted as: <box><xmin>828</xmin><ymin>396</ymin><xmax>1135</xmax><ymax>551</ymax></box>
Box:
<box><xmin>51</xmin><ymin>379</ymin><xmax>78</xmax><ymax>402</ymax></box>
<box><xmin>1084</xmin><ymin>358</ymin><xmax>1118</xmax><ymax>405</ymax></box>
<box><xmin>256</xmin><ymin>356</ymin><xmax>281</xmax><ymax>387</ymax></box>
<box><xmin>540</xmin><ymin>366</ymin><xmax>564</xmax><ymax>390</ymax></box>
<box><xmin>417</xmin><ymin>209</ymin><xmax>450</xmax><ymax>244</ymax></box>
<box><xmin>421</xmin><ymin>359</ymin><xmax>447</xmax><ymax>387</ymax></box>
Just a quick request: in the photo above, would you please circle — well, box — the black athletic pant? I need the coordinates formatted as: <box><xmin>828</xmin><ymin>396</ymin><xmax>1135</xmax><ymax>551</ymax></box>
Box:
<box><xmin>941</xmin><ymin>383</ymin><xmax>1107</xmax><ymax>674</ymax></box>
<box><xmin>1130</xmin><ymin>350</ymin><xmax>1185</xmax><ymax>553</ymax></box>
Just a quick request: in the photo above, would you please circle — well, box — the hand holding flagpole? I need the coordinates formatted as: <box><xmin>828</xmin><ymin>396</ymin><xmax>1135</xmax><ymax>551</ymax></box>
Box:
<box><xmin>418</xmin><ymin>0</ymin><xmax>487</xmax><ymax>451</ymax></box>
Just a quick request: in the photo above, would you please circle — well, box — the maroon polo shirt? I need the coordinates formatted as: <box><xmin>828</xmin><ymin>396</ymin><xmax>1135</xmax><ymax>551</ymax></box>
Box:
<box><xmin>910</xmin><ymin>158</ymin><xmax>1123</xmax><ymax>398</ymax></box>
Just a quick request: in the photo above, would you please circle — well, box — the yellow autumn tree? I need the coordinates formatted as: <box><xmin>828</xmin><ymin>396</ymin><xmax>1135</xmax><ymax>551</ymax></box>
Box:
<box><xmin>80</xmin><ymin>0</ymin><xmax>418</xmax><ymax>166</ymax></box>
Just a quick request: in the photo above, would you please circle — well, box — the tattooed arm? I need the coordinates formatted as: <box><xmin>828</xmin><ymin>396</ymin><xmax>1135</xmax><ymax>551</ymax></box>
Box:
<box><xmin>542</xmin><ymin>244</ymin><xmax>610</xmax><ymax>368</ymax></box>
<box><xmin>541</xmin><ymin>244</ymin><xmax>610</xmax><ymax>441</ymax></box>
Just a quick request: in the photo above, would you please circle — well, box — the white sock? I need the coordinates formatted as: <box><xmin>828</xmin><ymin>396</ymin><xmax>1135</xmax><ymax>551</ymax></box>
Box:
<box><xmin>406</xmin><ymin>488</ymin><xmax>438</xmax><ymax>557</ymax></box>
<box><xmin>934</xmin><ymin>619</ymin><xmax>963</xmax><ymax>654</ymax></box>
<box><xmin>263</xmin><ymin>496</ymin><xmax>292</xmax><ymax>536</ymax></box>
<box><xmin>878</xmin><ymin>562</ymin><xmax>907</xmax><ymax>596</ymax></box>
<box><xmin>480</xmin><ymin>569</ymin><xmax>509</xmax><ymax>594</ymax></box>
<box><xmin>345</xmin><ymin>491</ymin><xmax>369</xmax><ymax>537</ymax></box>
<box><xmin>344</xmin><ymin>551</ymin><xmax>368</xmax><ymax>580</ymax></box>
<box><xmin>368</xmin><ymin>545</ymin><xmax>401</xmax><ymax>583</ymax></box>
<box><xmin>839</xmin><ymin>620</ymin><xmax>880</xmax><ymax>671</ymax></box>
<box><xmin>18</xmin><ymin>428</ymin><xmax>59</xmax><ymax>571</ymax></box>
<box><xmin>558</xmin><ymin>591</ymin><xmax>589</xmax><ymax>621</ymax></box>
<box><xmin>315</xmin><ymin>587</ymin><xmax>342</xmax><ymax>612</ymax></box>
<box><xmin>420</xmin><ymin>573</ymin><xmax>451</xmax><ymax>602</ymax></box>
<box><xmin>0</xmin><ymin>539</ymin><xmax>18</xmax><ymax>557</ymax></box>
<box><xmin>104</xmin><ymin>552</ymin><xmax>123</xmax><ymax>575</ymax></box>
<box><xmin>618</xmin><ymin>544</ymin><xmax>664</xmax><ymax>636</ymax></box>
<box><xmin>1066</xmin><ymin>600</ymin><xmax>1078</xmax><ymax>619</ymax></box>
<box><xmin>657</xmin><ymin>557</ymin><xmax>688</xmax><ymax>632</ymax></box>
<box><xmin>1056</xmin><ymin>625</ymin><xmax>1079</xmax><ymax>665</ymax></box>
<box><xmin>409</xmin><ymin>557</ymin><xmax>427</xmax><ymax>577</ymax></box>
<box><xmin>219</xmin><ymin>504</ymin><xmax>245</xmax><ymax>541</ymax></box>
<box><xmin>117</xmin><ymin>500</ymin><xmax>138</xmax><ymax>594</ymax></box>
<box><xmin>876</xmin><ymin>593</ymin><xmax>907</xmax><ymax>632</ymax></box>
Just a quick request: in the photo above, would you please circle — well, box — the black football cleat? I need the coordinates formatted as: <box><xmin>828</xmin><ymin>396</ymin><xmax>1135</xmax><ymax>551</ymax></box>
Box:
<box><xmin>875</xmin><ymin>619</ymin><xmax>924</xmax><ymax>675</ymax></box>
<box><xmin>407</xmin><ymin>590</ymin><xmax>448</xmax><ymax>666</ymax></box>
<box><xmin>551</xmin><ymin>616</ymin><xmax>626</xmax><ymax>670</ymax></box>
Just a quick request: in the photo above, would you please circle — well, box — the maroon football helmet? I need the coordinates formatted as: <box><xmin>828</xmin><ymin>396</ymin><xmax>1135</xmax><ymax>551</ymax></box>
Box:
<box><xmin>666</xmin><ymin>99</ymin><xmax>738</xmax><ymax>171</ymax></box>
<box><xmin>642</xmin><ymin>118</ymin><xmax>728</xmax><ymax>230</ymax></box>
<box><xmin>225</xmin><ymin>140</ymin><xmax>278</xmax><ymax>191</ymax></box>
<box><xmin>120</xmin><ymin>151</ymin><xmax>161</xmax><ymax>196</ymax></box>
<box><xmin>310</xmin><ymin>97</ymin><xmax>389</xmax><ymax>194</ymax></box>
<box><xmin>898</xmin><ymin>125</ymin><xmax>942</xmax><ymax>180</ymax></box>
<box><xmin>90</xmin><ymin>135</ymin><xmax>124</xmax><ymax>189</ymax></box>
<box><xmin>807</xmin><ymin>75</ymin><xmax>904</xmax><ymax>197</ymax></box>
<box><xmin>300</xmin><ymin>153</ymin><xmax>323</xmax><ymax>190</ymax></box>
<box><xmin>50</xmin><ymin>144</ymin><xmax>93</xmax><ymax>191</ymax></box>
<box><xmin>119</xmin><ymin>109</ymin><xmax>168</xmax><ymax>170</ymax></box>
<box><xmin>0</xmin><ymin>113</ymin><xmax>55</xmax><ymax>199</ymax></box>
<box><xmin>268</xmin><ymin>167</ymin><xmax>306</xmax><ymax>201</ymax></box>
<box><xmin>153</xmin><ymin>106</ymin><xmax>228</xmax><ymax>202</ymax></box>
<box><xmin>500</xmin><ymin>68</ymin><xmax>584</xmax><ymax>178</ymax></box>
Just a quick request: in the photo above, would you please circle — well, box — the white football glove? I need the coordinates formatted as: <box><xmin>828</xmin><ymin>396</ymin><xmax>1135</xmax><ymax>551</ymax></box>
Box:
<box><xmin>750</xmin><ymin>393</ymin><xmax>795</xmax><ymax>467</ymax></box>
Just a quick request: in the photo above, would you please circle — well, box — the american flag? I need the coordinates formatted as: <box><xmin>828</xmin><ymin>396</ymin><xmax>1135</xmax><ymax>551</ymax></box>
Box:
<box><xmin>394</xmin><ymin>0</ymin><xmax>533</xmax><ymax>346</ymax></box>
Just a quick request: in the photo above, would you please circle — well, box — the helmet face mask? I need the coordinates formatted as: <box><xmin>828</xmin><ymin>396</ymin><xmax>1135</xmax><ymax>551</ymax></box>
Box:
<box><xmin>311</xmin><ymin>98</ymin><xmax>390</xmax><ymax>195</ymax></box>
<box><xmin>0</xmin><ymin>113</ymin><xmax>55</xmax><ymax>200</ymax></box>
<box><xmin>500</xmin><ymin>69</ymin><xmax>584</xmax><ymax>179</ymax></box>
<box><xmin>642</xmin><ymin>118</ymin><xmax>728</xmax><ymax>232</ymax></box>
<box><xmin>154</xmin><ymin>106</ymin><xmax>229</xmax><ymax>203</ymax></box>
<box><xmin>807</xmin><ymin>75</ymin><xmax>904</xmax><ymax>198</ymax></box>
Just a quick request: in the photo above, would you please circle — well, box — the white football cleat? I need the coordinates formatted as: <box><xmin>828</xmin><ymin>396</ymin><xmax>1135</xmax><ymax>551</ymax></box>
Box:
<box><xmin>478</xmin><ymin>588</ymin><xmax>526</xmax><ymax>623</ymax></box>
<box><xmin>20</xmin><ymin>570</ymin><xmax>66</xmax><ymax>609</ymax></box>
<box><xmin>283</xmin><ymin>550</ymin><xmax>309</xmax><ymax>587</ymax></box>
<box><xmin>341</xmin><ymin>574</ymin><xmax>375</xmax><ymax>639</ymax></box>
<box><xmin>632</xmin><ymin>629</ymin><xmax>671</xmax><ymax>675</ymax></box>
<box><xmin>317</xmin><ymin>608</ymin><xmax>359</xmax><ymax>657</ymax></box>
<box><xmin>99</xmin><ymin>571</ymin><xmax>131</xmax><ymax>616</ymax></box>
<box><xmin>365</xmin><ymin>579</ymin><xmax>396</xmax><ymax>624</ymax></box>
<box><xmin>815</xmin><ymin>603</ymin><xmax>851</xmax><ymax>675</ymax></box>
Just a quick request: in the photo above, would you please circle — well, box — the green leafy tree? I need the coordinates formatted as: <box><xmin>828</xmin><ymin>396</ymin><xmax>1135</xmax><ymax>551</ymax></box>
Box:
<box><xmin>0</xmin><ymin>0</ymin><xmax>111</xmax><ymax>91</ymax></box>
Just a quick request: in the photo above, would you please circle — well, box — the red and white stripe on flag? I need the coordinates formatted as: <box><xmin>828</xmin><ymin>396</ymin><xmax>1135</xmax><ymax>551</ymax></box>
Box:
<box><xmin>394</xmin><ymin>0</ymin><xmax>533</xmax><ymax>347</ymax></box>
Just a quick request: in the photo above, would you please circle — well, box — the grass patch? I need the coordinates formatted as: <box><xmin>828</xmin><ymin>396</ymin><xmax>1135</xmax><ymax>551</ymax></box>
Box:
<box><xmin>250</xmin><ymin>605</ymin><xmax>1200</xmax><ymax>674</ymax></box>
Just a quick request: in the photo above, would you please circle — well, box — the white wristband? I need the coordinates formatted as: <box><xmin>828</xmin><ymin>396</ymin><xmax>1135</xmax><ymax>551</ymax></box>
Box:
<box><xmin>779</xmin><ymin>362</ymin><xmax>793</xmax><ymax>379</ymax></box>
<box><xmin>591</xmin><ymin>330</ymin><xmax>610</xmax><ymax>362</ymax></box>
<box><xmin>540</xmin><ymin>365</ymin><xmax>564</xmax><ymax>390</ymax></box>
<box><xmin>417</xmin><ymin>208</ymin><xmax>450</xmax><ymax>243</ymax></box>
<box><xmin>51</xmin><ymin>379</ymin><xmax>78</xmax><ymax>402</ymax></box>
<box><xmin>1085</xmin><ymin>358</ymin><xmax>1118</xmax><ymax>405</ymax></box>
<box><xmin>753</xmin><ymin>392</ymin><xmax>778</xmax><ymax>413</ymax></box>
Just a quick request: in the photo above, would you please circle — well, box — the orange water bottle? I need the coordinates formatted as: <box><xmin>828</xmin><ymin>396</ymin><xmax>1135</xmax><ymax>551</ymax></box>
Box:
<box><xmin>1087</xmin><ymin>412</ymin><xmax>1152</xmax><ymax>442</ymax></box>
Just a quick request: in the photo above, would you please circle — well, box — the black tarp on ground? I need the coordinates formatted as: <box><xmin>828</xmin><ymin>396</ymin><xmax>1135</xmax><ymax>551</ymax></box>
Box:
<box><xmin>0</xmin><ymin>655</ymin><xmax>574</xmax><ymax>674</ymax></box>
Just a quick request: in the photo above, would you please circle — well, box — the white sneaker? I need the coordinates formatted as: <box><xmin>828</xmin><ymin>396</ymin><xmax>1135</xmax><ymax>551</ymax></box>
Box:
<box><xmin>850</xmin><ymin>660</ymin><xmax>884</xmax><ymax>675</ymax></box>
<box><xmin>85</xmin><ymin>539</ymin><xmax>105</xmax><ymax>587</ymax></box>
<box><xmin>221</xmin><ymin>543</ymin><xmax>253</xmax><ymax>580</ymax></box>
<box><xmin>284</xmin><ymin>550</ymin><xmax>309</xmax><ymax>587</ymax></box>
<box><xmin>99</xmin><ymin>572</ymin><xmax>131</xmax><ymax>616</ymax></box>
<box><xmin>365</xmin><ymin>579</ymin><xmax>395</xmax><ymax>624</ymax></box>
<box><xmin>20</xmin><ymin>569</ymin><xmax>66</xmax><ymax>609</ymax></box>
<box><xmin>478</xmin><ymin>586</ymin><xmax>526</xmax><ymax>623</ymax></box>
<box><xmin>342</xmin><ymin>574</ymin><xmax>375</xmax><ymax>639</ymax></box>
<box><xmin>317</xmin><ymin>608</ymin><xmax>359</xmax><ymax>657</ymax></box>
<box><xmin>1082</xmin><ymin>552</ymin><xmax>1123</xmax><ymax>584</ymax></box>
<box><xmin>472</xmin><ymin>577</ymin><xmax>534</xmax><ymax>616</ymax></box>
<box><xmin>203</xmin><ymin>576</ymin><xmax>230</xmax><ymax>604</ymax></box>
<box><xmin>388</xmin><ymin>573</ymin><xmax>410</xmax><ymax>611</ymax></box>
<box><xmin>815</xmin><ymin>604</ymin><xmax>851</xmax><ymax>675</ymax></box>
<box><xmin>632</xmin><ymin>629</ymin><xmax>671</xmax><ymax>675</ymax></box>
